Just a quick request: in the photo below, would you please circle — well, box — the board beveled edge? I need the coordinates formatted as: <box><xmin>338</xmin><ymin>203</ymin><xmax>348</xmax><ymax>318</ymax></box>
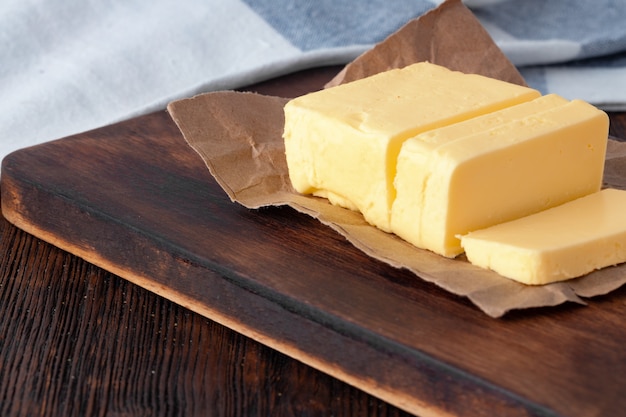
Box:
<box><xmin>0</xmin><ymin>133</ymin><xmax>556</xmax><ymax>417</ymax></box>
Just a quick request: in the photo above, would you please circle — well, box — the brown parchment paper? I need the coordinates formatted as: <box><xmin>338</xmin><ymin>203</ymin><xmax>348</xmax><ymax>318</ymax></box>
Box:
<box><xmin>167</xmin><ymin>0</ymin><xmax>626</xmax><ymax>318</ymax></box>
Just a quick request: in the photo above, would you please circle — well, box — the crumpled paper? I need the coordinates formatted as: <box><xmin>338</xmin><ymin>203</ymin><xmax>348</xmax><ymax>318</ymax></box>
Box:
<box><xmin>168</xmin><ymin>0</ymin><xmax>626</xmax><ymax>317</ymax></box>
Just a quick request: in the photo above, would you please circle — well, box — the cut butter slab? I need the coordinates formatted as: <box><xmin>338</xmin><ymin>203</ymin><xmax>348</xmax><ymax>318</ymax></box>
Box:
<box><xmin>283</xmin><ymin>61</ymin><xmax>610</xmax><ymax>271</ymax></box>
<box><xmin>460</xmin><ymin>189</ymin><xmax>626</xmax><ymax>285</ymax></box>
<box><xmin>391</xmin><ymin>97</ymin><xmax>608</xmax><ymax>257</ymax></box>
<box><xmin>283</xmin><ymin>62</ymin><xmax>540</xmax><ymax>232</ymax></box>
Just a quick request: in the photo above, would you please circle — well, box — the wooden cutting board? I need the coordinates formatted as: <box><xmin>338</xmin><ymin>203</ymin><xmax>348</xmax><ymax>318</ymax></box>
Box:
<box><xmin>3</xmin><ymin>74</ymin><xmax>626</xmax><ymax>417</ymax></box>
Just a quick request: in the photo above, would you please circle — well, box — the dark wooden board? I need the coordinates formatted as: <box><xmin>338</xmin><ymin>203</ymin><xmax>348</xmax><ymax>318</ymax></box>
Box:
<box><xmin>3</xmin><ymin>72</ymin><xmax>626</xmax><ymax>416</ymax></box>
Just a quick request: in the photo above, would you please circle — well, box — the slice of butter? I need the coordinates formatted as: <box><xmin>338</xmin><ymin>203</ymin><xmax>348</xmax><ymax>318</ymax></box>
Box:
<box><xmin>283</xmin><ymin>62</ymin><xmax>540</xmax><ymax>232</ymax></box>
<box><xmin>391</xmin><ymin>98</ymin><xmax>608</xmax><ymax>257</ymax></box>
<box><xmin>460</xmin><ymin>189</ymin><xmax>626</xmax><ymax>285</ymax></box>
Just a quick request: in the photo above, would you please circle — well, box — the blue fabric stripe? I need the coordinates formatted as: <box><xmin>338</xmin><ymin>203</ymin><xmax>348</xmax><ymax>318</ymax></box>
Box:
<box><xmin>473</xmin><ymin>0</ymin><xmax>626</xmax><ymax>60</ymax></box>
<box><xmin>241</xmin><ymin>0</ymin><xmax>435</xmax><ymax>51</ymax></box>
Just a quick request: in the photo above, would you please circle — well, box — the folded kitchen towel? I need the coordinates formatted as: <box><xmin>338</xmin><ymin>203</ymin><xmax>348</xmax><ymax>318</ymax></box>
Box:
<box><xmin>1</xmin><ymin>0</ymin><xmax>625</xmax><ymax>161</ymax></box>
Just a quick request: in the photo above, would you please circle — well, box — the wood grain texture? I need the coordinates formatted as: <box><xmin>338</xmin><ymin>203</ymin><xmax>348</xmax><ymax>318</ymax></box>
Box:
<box><xmin>2</xmin><ymin>66</ymin><xmax>626</xmax><ymax>417</ymax></box>
<box><xmin>0</xmin><ymin>197</ymin><xmax>410</xmax><ymax>417</ymax></box>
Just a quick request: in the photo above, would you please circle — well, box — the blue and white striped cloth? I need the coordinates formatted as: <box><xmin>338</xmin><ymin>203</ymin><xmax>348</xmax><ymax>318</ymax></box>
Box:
<box><xmin>1</xmin><ymin>0</ymin><xmax>625</xmax><ymax>160</ymax></box>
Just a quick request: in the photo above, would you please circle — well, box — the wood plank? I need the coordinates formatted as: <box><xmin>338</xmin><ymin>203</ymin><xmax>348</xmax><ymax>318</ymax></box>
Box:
<box><xmin>2</xmin><ymin>70</ymin><xmax>626</xmax><ymax>416</ymax></box>
<box><xmin>1</xmin><ymin>199</ymin><xmax>413</xmax><ymax>417</ymax></box>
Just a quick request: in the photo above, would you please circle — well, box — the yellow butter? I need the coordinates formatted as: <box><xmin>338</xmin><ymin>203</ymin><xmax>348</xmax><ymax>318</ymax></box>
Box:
<box><xmin>460</xmin><ymin>189</ymin><xmax>626</xmax><ymax>285</ymax></box>
<box><xmin>283</xmin><ymin>62</ymin><xmax>540</xmax><ymax>231</ymax></box>
<box><xmin>391</xmin><ymin>97</ymin><xmax>608</xmax><ymax>257</ymax></box>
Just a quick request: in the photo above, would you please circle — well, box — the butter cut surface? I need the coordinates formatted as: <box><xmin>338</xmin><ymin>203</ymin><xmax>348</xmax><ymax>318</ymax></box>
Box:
<box><xmin>460</xmin><ymin>189</ymin><xmax>626</xmax><ymax>285</ymax></box>
<box><xmin>390</xmin><ymin>98</ymin><xmax>609</xmax><ymax>258</ymax></box>
<box><xmin>283</xmin><ymin>62</ymin><xmax>540</xmax><ymax>232</ymax></box>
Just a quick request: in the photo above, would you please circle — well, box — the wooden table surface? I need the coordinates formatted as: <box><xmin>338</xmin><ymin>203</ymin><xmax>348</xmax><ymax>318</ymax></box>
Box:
<box><xmin>1</xmin><ymin>66</ymin><xmax>626</xmax><ymax>417</ymax></box>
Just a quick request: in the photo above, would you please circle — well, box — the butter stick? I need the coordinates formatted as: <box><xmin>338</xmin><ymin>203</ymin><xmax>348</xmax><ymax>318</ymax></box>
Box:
<box><xmin>283</xmin><ymin>62</ymin><xmax>540</xmax><ymax>232</ymax></box>
<box><xmin>391</xmin><ymin>97</ymin><xmax>608</xmax><ymax>257</ymax></box>
<box><xmin>460</xmin><ymin>189</ymin><xmax>626</xmax><ymax>285</ymax></box>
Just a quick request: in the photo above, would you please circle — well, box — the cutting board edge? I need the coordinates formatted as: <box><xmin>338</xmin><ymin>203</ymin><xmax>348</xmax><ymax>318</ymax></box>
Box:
<box><xmin>0</xmin><ymin>145</ymin><xmax>555</xmax><ymax>417</ymax></box>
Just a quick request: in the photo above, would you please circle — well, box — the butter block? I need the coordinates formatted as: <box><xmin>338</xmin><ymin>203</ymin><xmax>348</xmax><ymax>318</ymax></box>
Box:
<box><xmin>460</xmin><ymin>189</ymin><xmax>626</xmax><ymax>285</ymax></box>
<box><xmin>283</xmin><ymin>62</ymin><xmax>540</xmax><ymax>232</ymax></box>
<box><xmin>391</xmin><ymin>98</ymin><xmax>608</xmax><ymax>257</ymax></box>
